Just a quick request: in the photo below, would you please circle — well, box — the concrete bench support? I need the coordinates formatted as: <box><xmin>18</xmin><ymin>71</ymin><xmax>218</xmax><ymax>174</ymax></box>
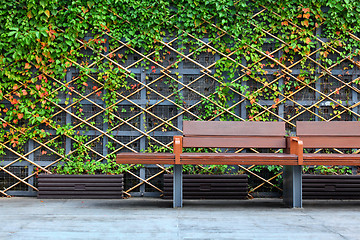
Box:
<box><xmin>283</xmin><ymin>165</ymin><xmax>302</xmax><ymax>208</ymax></box>
<box><xmin>173</xmin><ymin>164</ymin><xmax>183</xmax><ymax>208</ymax></box>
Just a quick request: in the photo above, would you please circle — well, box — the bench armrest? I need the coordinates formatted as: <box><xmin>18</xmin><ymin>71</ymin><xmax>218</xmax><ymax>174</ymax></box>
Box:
<box><xmin>286</xmin><ymin>137</ymin><xmax>303</xmax><ymax>165</ymax></box>
<box><xmin>173</xmin><ymin>136</ymin><xmax>183</xmax><ymax>164</ymax></box>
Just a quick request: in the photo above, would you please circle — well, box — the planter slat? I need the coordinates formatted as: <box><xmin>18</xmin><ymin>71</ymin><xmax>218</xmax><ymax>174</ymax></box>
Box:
<box><xmin>163</xmin><ymin>174</ymin><xmax>248</xmax><ymax>200</ymax></box>
<box><xmin>38</xmin><ymin>183</ymin><xmax>123</xmax><ymax>187</ymax></box>
<box><xmin>303</xmin><ymin>175</ymin><xmax>360</xmax><ymax>179</ymax></box>
<box><xmin>303</xmin><ymin>187</ymin><xmax>360</xmax><ymax>192</ymax></box>
<box><xmin>164</xmin><ymin>183</ymin><xmax>248</xmax><ymax>187</ymax></box>
<box><xmin>38</xmin><ymin>187</ymin><xmax>123</xmax><ymax>191</ymax></box>
<box><xmin>164</xmin><ymin>187</ymin><xmax>248</xmax><ymax>192</ymax></box>
<box><xmin>303</xmin><ymin>179</ymin><xmax>360</xmax><ymax>184</ymax></box>
<box><xmin>38</xmin><ymin>195</ymin><xmax>123</xmax><ymax>199</ymax></box>
<box><xmin>37</xmin><ymin>174</ymin><xmax>123</xmax><ymax>199</ymax></box>
<box><xmin>302</xmin><ymin>183</ymin><xmax>360</xmax><ymax>188</ymax></box>
<box><xmin>302</xmin><ymin>174</ymin><xmax>360</xmax><ymax>200</ymax></box>
<box><xmin>37</xmin><ymin>178</ymin><xmax>123</xmax><ymax>183</ymax></box>
<box><xmin>164</xmin><ymin>178</ymin><xmax>248</xmax><ymax>183</ymax></box>
<box><xmin>38</xmin><ymin>191</ymin><xmax>123</xmax><ymax>195</ymax></box>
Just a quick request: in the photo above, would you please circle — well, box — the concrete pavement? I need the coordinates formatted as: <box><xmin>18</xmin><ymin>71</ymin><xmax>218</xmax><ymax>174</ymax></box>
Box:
<box><xmin>0</xmin><ymin>197</ymin><xmax>359</xmax><ymax>240</ymax></box>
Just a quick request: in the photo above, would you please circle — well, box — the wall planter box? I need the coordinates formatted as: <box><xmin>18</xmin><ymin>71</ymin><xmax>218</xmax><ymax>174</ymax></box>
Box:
<box><xmin>303</xmin><ymin>174</ymin><xmax>360</xmax><ymax>200</ymax></box>
<box><xmin>37</xmin><ymin>174</ymin><xmax>123</xmax><ymax>199</ymax></box>
<box><xmin>163</xmin><ymin>174</ymin><xmax>248</xmax><ymax>199</ymax></box>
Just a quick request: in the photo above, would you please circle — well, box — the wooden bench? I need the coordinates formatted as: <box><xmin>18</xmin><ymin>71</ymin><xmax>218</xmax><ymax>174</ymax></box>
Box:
<box><xmin>286</xmin><ymin>121</ymin><xmax>360</xmax><ymax>206</ymax></box>
<box><xmin>173</xmin><ymin>121</ymin><xmax>303</xmax><ymax>165</ymax></box>
<box><xmin>117</xmin><ymin>121</ymin><xmax>304</xmax><ymax>208</ymax></box>
<box><xmin>172</xmin><ymin>121</ymin><xmax>303</xmax><ymax>207</ymax></box>
<box><xmin>297</xmin><ymin>121</ymin><xmax>360</xmax><ymax>166</ymax></box>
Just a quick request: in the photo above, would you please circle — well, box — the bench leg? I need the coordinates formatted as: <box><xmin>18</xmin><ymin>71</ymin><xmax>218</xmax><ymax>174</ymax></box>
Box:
<box><xmin>283</xmin><ymin>165</ymin><xmax>302</xmax><ymax>208</ymax></box>
<box><xmin>173</xmin><ymin>164</ymin><xmax>183</xmax><ymax>208</ymax></box>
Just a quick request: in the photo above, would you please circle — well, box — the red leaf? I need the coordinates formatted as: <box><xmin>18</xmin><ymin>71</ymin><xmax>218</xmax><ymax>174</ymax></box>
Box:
<box><xmin>22</xmin><ymin>90</ymin><xmax>28</xmax><ymax>96</ymax></box>
<box><xmin>2</xmin><ymin>123</ymin><xmax>7</xmax><ymax>128</ymax></box>
<box><xmin>17</xmin><ymin>113</ymin><xmax>24</xmax><ymax>120</ymax></box>
<box><xmin>303</xmin><ymin>13</ymin><xmax>310</xmax><ymax>19</ymax></box>
<box><xmin>25</xmin><ymin>63</ymin><xmax>31</xmax><ymax>69</ymax></box>
<box><xmin>303</xmin><ymin>20</ymin><xmax>309</xmax><ymax>27</ymax></box>
<box><xmin>41</xmin><ymin>150</ymin><xmax>47</xmax><ymax>155</ymax></box>
<box><xmin>13</xmin><ymin>85</ymin><xmax>19</xmax><ymax>91</ymax></box>
<box><xmin>36</xmin><ymin>85</ymin><xmax>41</xmax><ymax>91</ymax></box>
<box><xmin>82</xmin><ymin>82</ymin><xmax>88</xmax><ymax>87</ymax></box>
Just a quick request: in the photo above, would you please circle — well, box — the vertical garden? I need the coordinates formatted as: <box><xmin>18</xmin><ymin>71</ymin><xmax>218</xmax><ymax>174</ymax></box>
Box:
<box><xmin>1</xmin><ymin>0</ymin><xmax>360</xmax><ymax>197</ymax></box>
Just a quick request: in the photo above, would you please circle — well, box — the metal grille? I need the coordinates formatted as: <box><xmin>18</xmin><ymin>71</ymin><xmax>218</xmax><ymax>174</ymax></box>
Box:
<box><xmin>1</xmin><ymin>3</ymin><xmax>360</xmax><ymax>198</ymax></box>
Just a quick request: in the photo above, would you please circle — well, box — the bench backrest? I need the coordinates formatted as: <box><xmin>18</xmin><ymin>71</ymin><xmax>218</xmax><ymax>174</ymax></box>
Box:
<box><xmin>182</xmin><ymin>121</ymin><xmax>286</xmax><ymax>148</ymax></box>
<box><xmin>296</xmin><ymin>121</ymin><xmax>360</xmax><ymax>148</ymax></box>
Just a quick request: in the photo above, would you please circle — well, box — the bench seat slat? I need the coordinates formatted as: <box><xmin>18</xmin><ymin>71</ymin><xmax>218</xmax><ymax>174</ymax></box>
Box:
<box><xmin>297</xmin><ymin>121</ymin><xmax>360</xmax><ymax>136</ymax></box>
<box><xmin>303</xmin><ymin>153</ymin><xmax>360</xmax><ymax>165</ymax></box>
<box><xmin>179</xmin><ymin>153</ymin><xmax>298</xmax><ymax>165</ymax></box>
<box><xmin>183</xmin><ymin>136</ymin><xmax>286</xmax><ymax>148</ymax></box>
<box><xmin>116</xmin><ymin>153</ymin><xmax>175</xmax><ymax>164</ymax></box>
<box><xmin>298</xmin><ymin>136</ymin><xmax>360</xmax><ymax>148</ymax></box>
<box><xmin>183</xmin><ymin>121</ymin><xmax>285</xmax><ymax>136</ymax></box>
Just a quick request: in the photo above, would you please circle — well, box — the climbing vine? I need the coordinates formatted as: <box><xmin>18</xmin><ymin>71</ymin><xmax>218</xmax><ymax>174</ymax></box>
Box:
<box><xmin>1</xmin><ymin>0</ymin><xmax>360</xmax><ymax>176</ymax></box>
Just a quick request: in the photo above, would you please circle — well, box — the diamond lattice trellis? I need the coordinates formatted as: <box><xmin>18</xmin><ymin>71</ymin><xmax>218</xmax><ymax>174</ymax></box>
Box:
<box><xmin>1</xmin><ymin>3</ymin><xmax>360</xmax><ymax>198</ymax></box>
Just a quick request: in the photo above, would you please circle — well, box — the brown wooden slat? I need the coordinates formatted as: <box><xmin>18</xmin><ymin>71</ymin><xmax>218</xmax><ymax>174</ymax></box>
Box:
<box><xmin>303</xmin><ymin>179</ymin><xmax>360</xmax><ymax>184</ymax></box>
<box><xmin>300</xmin><ymin>137</ymin><xmax>360</xmax><ymax>148</ymax></box>
<box><xmin>38</xmin><ymin>174</ymin><xmax>123</xmax><ymax>178</ymax></box>
<box><xmin>164</xmin><ymin>183</ymin><xmax>248</xmax><ymax>187</ymax></box>
<box><xmin>38</xmin><ymin>195</ymin><xmax>123</xmax><ymax>199</ymax></box>
<box><xmin>302</xmin><ymin>184</ymin><xmax>360</xmax><ymax>188</ymax></box>
<box><xmin>183</xmin><ymin>121</ymin><xmax>285</xmax><ymax>136</ymax></box>
<box><xmin>163</xmin><ymin>174</ymin><xmax>248</xmax><ymax>200</ymax></box>
<box><xmin>303</xmin><ymin>154</ymin><xmax>360</xmax><ymax>160</ymax></box>
<box><xmin>303</xmin><ymin>160</ymin><xmax>360</xmax><ymax>166</ymax></box>
<box><xmin>164</xmin><ymin>179</ymin><xmax>248</xmax><ymax>183</ymax></box>
<box><xmin>176</xmin><ymin>174</ymin><xmax>248</xmax><ymax>179</ymax></box>
<box><xmin>38</xmin><ymin>191</ymin><xmax>123</xmax><ymax>195</ymax></box>
<box><xmin>297</xmin><ymin>121</ymin><xmax>360</xmax><ymax>136</ymax></box>
<box><xmin>182</xmin><ymin>136</ymin><xmax>286</xmax><ymax>148</ymax></box>
<box><xmin>180</xmin><ymin>159</ymin><xmax>298</xmax><ymax>165</ymax></box>
<box><xmin>38</xmin><ymin>182</ymin><xmax>123</xmax><ymax>187</ymax></box>
<box><xmin>177</xmin><ymin>153</ymin><xmax>297</xmax><ymax>165</ymax></box>
<box><xmin>163</xmin><ymin>196</ymin><xmax>247</xmax><ymax>200</ymax></box>
<box><xmin>303</xmin><ymin>191</ymin><xmax>360</xmax><ymax>196</ymax></box>
<box><xmin>38</xmin><ymin>186</ymin><xmax>123</xmax><ymax>191</ymax></box>
<box><xmin>303</xmin><ymin>187</ymin><xmax>360</xmax><ymax>192</ymax></box>
<box><xmin>37</xmin><ymin>178</ymin><xmax>124</xmax><ymax>183</ymax></box>
<box><xmin>164</xmin><ymin>187</ymin><xmax>247</xmax><ymax>191</ymax></box>
<box><xmin>303</xmin><ymin>174</ymin><xmax>360</xmax><ymax>179</ymax></box>
<box><xmin>303</xmin><ymin>196</ymin><xmax>360</xmax><ymax>200</ymax></box>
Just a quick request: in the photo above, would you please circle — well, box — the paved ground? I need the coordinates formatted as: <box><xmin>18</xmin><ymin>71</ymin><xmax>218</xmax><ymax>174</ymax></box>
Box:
<box><xmin>0</xmin><ymin>197</ymin><xmax>360</xmax><ymax>240</ymax></box>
